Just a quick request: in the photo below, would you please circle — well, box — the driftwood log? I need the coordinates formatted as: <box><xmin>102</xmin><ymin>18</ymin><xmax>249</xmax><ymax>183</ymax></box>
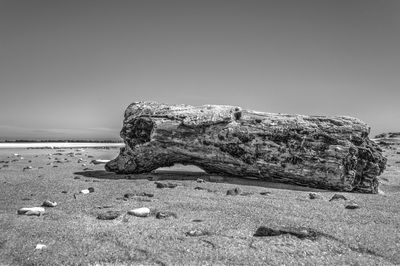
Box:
<box><xmin>106</xmin><ymin>102</ymin><xmax>386</xmax><ymax>193</ymax></box>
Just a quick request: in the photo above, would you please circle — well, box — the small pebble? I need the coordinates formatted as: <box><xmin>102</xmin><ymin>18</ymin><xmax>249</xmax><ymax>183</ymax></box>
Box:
<box><xmin>196</xmin><ymin>178</ymin><xmax>205</xmax><ymax>183</ymax></box>
<box><xmin>345</xmin><ymin>202</ymin><xmax>360</xmax><ymax>209</ymax></box>
<box><xmin>226</xmin><ymin>188</ymin><xmax>242</xmax><ymax>196</ymax></box>
<box><xmin>128</xmin><ymin>207</ymin><xmax>150</xmax><ymax>217</ymax></box>
<box><xmin>42</xmin><ymin>200</ymin><xmax>57</xmax><ymax>207</ymax></box>
<box><xmin>260</xmin><ymin>191</ymin><xmax>271</xmax><ymax>195</ymax></box>
<box><xmin>97</xmin><ymin>210</ymin><xmax>121</xmax><ymax>220</ymax></box>
<box><xmin>309</xmin><ymin>193</ymin><xmax>321</xmax><ymax>199</ymax></box>
<box><xmin>156</xmin><ymin>211</ymin><xmax>177</xmax><ymax>219</ymax></box>
<box><xmin>91</xmin><ymin>159</ymin><xmax>110</xmax><ymax>165</ymax></box>
<box><xmin>186</xmin><ymin>229</ymin><xmax>210</xmax><ymax>237</ymax></box>
<box><xmin>23</xmin><ymin>166</ymin><xmax>33</xmax><ymax>171</ymax></box>
<box><xmin>35</xmin><ymin>244</ymin><xmax>47</xmax><ymax>250</ymax></box>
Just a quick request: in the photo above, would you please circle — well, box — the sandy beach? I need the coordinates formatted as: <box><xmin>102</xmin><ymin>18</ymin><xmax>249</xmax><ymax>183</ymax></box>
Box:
<box><xmin>0</xmin><ymin>142</ymin><xmax>399</xmax><ymax>265</ymax></box>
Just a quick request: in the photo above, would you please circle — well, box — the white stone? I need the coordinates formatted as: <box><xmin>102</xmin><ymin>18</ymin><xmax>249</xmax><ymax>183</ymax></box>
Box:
<box><xmin>80</xmin><ymin>189</ymin><xmax>90</xmax><ymax>194</ymax></box>
<box><xmin>128</xmin><ymin>207</ymin><xmax>150</xmax><ymax>217</ymax></box>
<box><xmin>42</xmin><ymin>200</ymin><xmax>57</xmax><ymax>207</ymax></box>
<box><xmin>91</xmin><ymin>159</ymin><xmax>110</xmax><ymax>165</ymax></box>
<box><xmin>18</xmin><ymin>207</ymin><xmax>45</xmax><ymax>215</ymax></box>
<box><xmin>35</xmin><ymin>244</ymin><xmax>47</xmax><ymax>250</ymax></box>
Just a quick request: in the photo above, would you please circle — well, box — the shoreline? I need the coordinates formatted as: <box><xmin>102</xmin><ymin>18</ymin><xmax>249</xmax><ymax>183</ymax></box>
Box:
<box><xmin>0</xmin><ymin>142</ymin><xmax>125</xmax><ymax>149</ymax></box>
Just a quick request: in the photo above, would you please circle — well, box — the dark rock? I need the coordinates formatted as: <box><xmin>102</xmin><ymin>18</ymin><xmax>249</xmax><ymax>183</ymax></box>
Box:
<box><xmin>97</xmin><ymin>210</ymin><xmax>121</xmax><ymax>220</ymax></box>
<box><xmin>88</xmin><ymin>187</ymin><xmax>95</xmax><ymax>193</ymax></box>
<box><xmin>155</xmin><ymin>182</ymin><xmax>177</xmax><ymax>188</ymax></box>
<box><xmin>61</xmin><ymin>191</ymin><xmax>68</xmax><ymax>194</ymax></box>
<box><xmin>124</xmin><ymin>192</ymin><xmax>154</xmax><ymax>198</ymax></box>
<box><xmin>124</xmin><ymin>193</ymin><xmax>136</xmax><ymax>199</ymax></box>
<box><xmin>226</xmin><ymin>188</ymin><xmax>242</xmax><ymax>196</ymax></box>
<box><xmin>329</xmin><ymin>194</ymin><xmax>347</xmax><ymax>201</ymax></box>
<box><xmin>254</xmin><ymin>226</ymin><xmax>319</xmax><ymax>240</ymax></box>
<box><xmin>156</xmin><ymin>211</ymin><xmax>178</xmax><ymax>219</ymax></box>
<box><xmin>345</xmin><ymin>202</ymin><xmax>360</xmax><ymax>209</ymax></box>
<box><xmin>74</xmin><ymin>176</ymin><xmax>80</xmax><ymax>179</ymax></box>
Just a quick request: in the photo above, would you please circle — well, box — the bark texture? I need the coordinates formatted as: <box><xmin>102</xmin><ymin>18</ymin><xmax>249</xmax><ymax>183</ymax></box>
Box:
<box><xmin>106</xmin><ymin>102</ymin><xmax>386</xmax><ymax>193</ymax></box>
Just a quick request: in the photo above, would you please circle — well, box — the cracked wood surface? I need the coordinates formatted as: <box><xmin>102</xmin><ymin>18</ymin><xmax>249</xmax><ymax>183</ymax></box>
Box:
<box><xmin>106</xmin><ymin>102</ymin><xmax>386</xmax><ymax>193</ymax></box>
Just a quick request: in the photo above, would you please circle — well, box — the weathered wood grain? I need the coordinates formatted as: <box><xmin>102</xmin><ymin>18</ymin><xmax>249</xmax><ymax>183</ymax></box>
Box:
<box><xmin>106</xmin><ymin>102</ymin><xmax>386</xmax><ymax>193</ymax></box>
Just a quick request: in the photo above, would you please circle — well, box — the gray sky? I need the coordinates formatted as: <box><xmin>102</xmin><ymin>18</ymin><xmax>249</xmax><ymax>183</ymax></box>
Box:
<box><xmin>1</xmin><ymin>0</ymin><xmax>399</xmax><ymax>140</ymax></box>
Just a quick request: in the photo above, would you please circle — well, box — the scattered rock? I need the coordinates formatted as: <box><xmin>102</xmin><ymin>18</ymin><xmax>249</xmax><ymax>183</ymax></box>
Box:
<box><xmin>186</xmin><ymin>229</ymin><xmax>210</xmax><ymax>237</ymax></box>
<box><xmin>83</xmin><ymin>168</ymin><xmax>93</xmax><ymax>171</ymax></box>
<box><xmin>309</xmin><ymin>193</ymin><xmax>322</xmax><ymax>199</ymax></box>
<box><xmin>42</xmin><ymin>200</ymin><xmax>57</xmax><ymax>207</ymax></box>
<box><xmin>128</xmin><ymin>207</ymin><xmax>151</xmax><ymax>217</ymax></box>
<box><xmin>240</xmin><ymin>192</ymin><xmax>254</xmax><ymax>196</ymax></box>
<box><xmin>61</xmin><ymin>190</ymin><xmax>68</xmax><ymax>194</ymax></box>
<box><xmin>23</xmin><ymin>166</ymin><xmax>33</xmax><ymax>171</ymax></box>
<box><xmin>74</xmin><ymin>176</ymin><xmax>80</xmax><ymax>180</ymax></box>
<box><xmin>345</xmin><ymin>201</ymin><xmax>360</xmax><ymax>209</ymax></box>
<box><xmin>77</xmin><ymin>158</ymin><xmax>84</xmax><ymax>163</ymax></box>
<box><xmin>35</xmin><ymin>244</ymin><xmax>47</xmax><ymax>250</ymax></box>
<box><xmin>254</xmin><ymin>226</ymin><xmax>319</xmax><ymax>240</ymax></box>
<box><xmin>192</xmin><ymin>219</ymin><xmax>204</xmax><ymax>223</ymax></box>
<box><xmin>196</xmin><ymin>178</ymin><xmax>205</xmax><ymax>183</ymax></box>
<box><xmin>329</xmin><ymin>194</ymin><xmax>347</xmax><ymax>201</ymax></box>
<box><xmin>260</xmin><ymin>191</ymin><xmax>271</xmax><ymax>195</ymax></box>
<box><xmin>156</xmin><ymin>211</ymin><xmax>177</xmax><ymax>219</ymax></box>
<box><xmin>155</xmin><ymin>182</ymin><xmax>178</xmax><ymax>189</ymax></box>
<box><xmin>17</xmin><ymin>207</ymin><xmax>45</xmax><ymax>216</ymax></box>
<box><xmin>97</xmin><ymin>210</ymin><xmax>121</xmax><ymax>220</ymax></box>
<box><xmin>226</xmin><ymin>188</ymin><xmax>242</xmax><ymax>196</ymax></box>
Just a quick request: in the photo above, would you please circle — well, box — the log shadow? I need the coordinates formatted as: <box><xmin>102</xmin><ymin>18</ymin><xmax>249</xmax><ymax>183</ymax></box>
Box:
<box><xmin>73</xmin><ymin>169</ymin><xmax>330</xmax><ymax>193</ymax></box>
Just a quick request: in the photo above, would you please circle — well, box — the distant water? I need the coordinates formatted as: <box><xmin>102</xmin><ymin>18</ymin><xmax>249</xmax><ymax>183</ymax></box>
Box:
<box><xmin>0</xmin><ymin>142</ymin><xmax>125</xmax><ymax>149</ymax></box>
